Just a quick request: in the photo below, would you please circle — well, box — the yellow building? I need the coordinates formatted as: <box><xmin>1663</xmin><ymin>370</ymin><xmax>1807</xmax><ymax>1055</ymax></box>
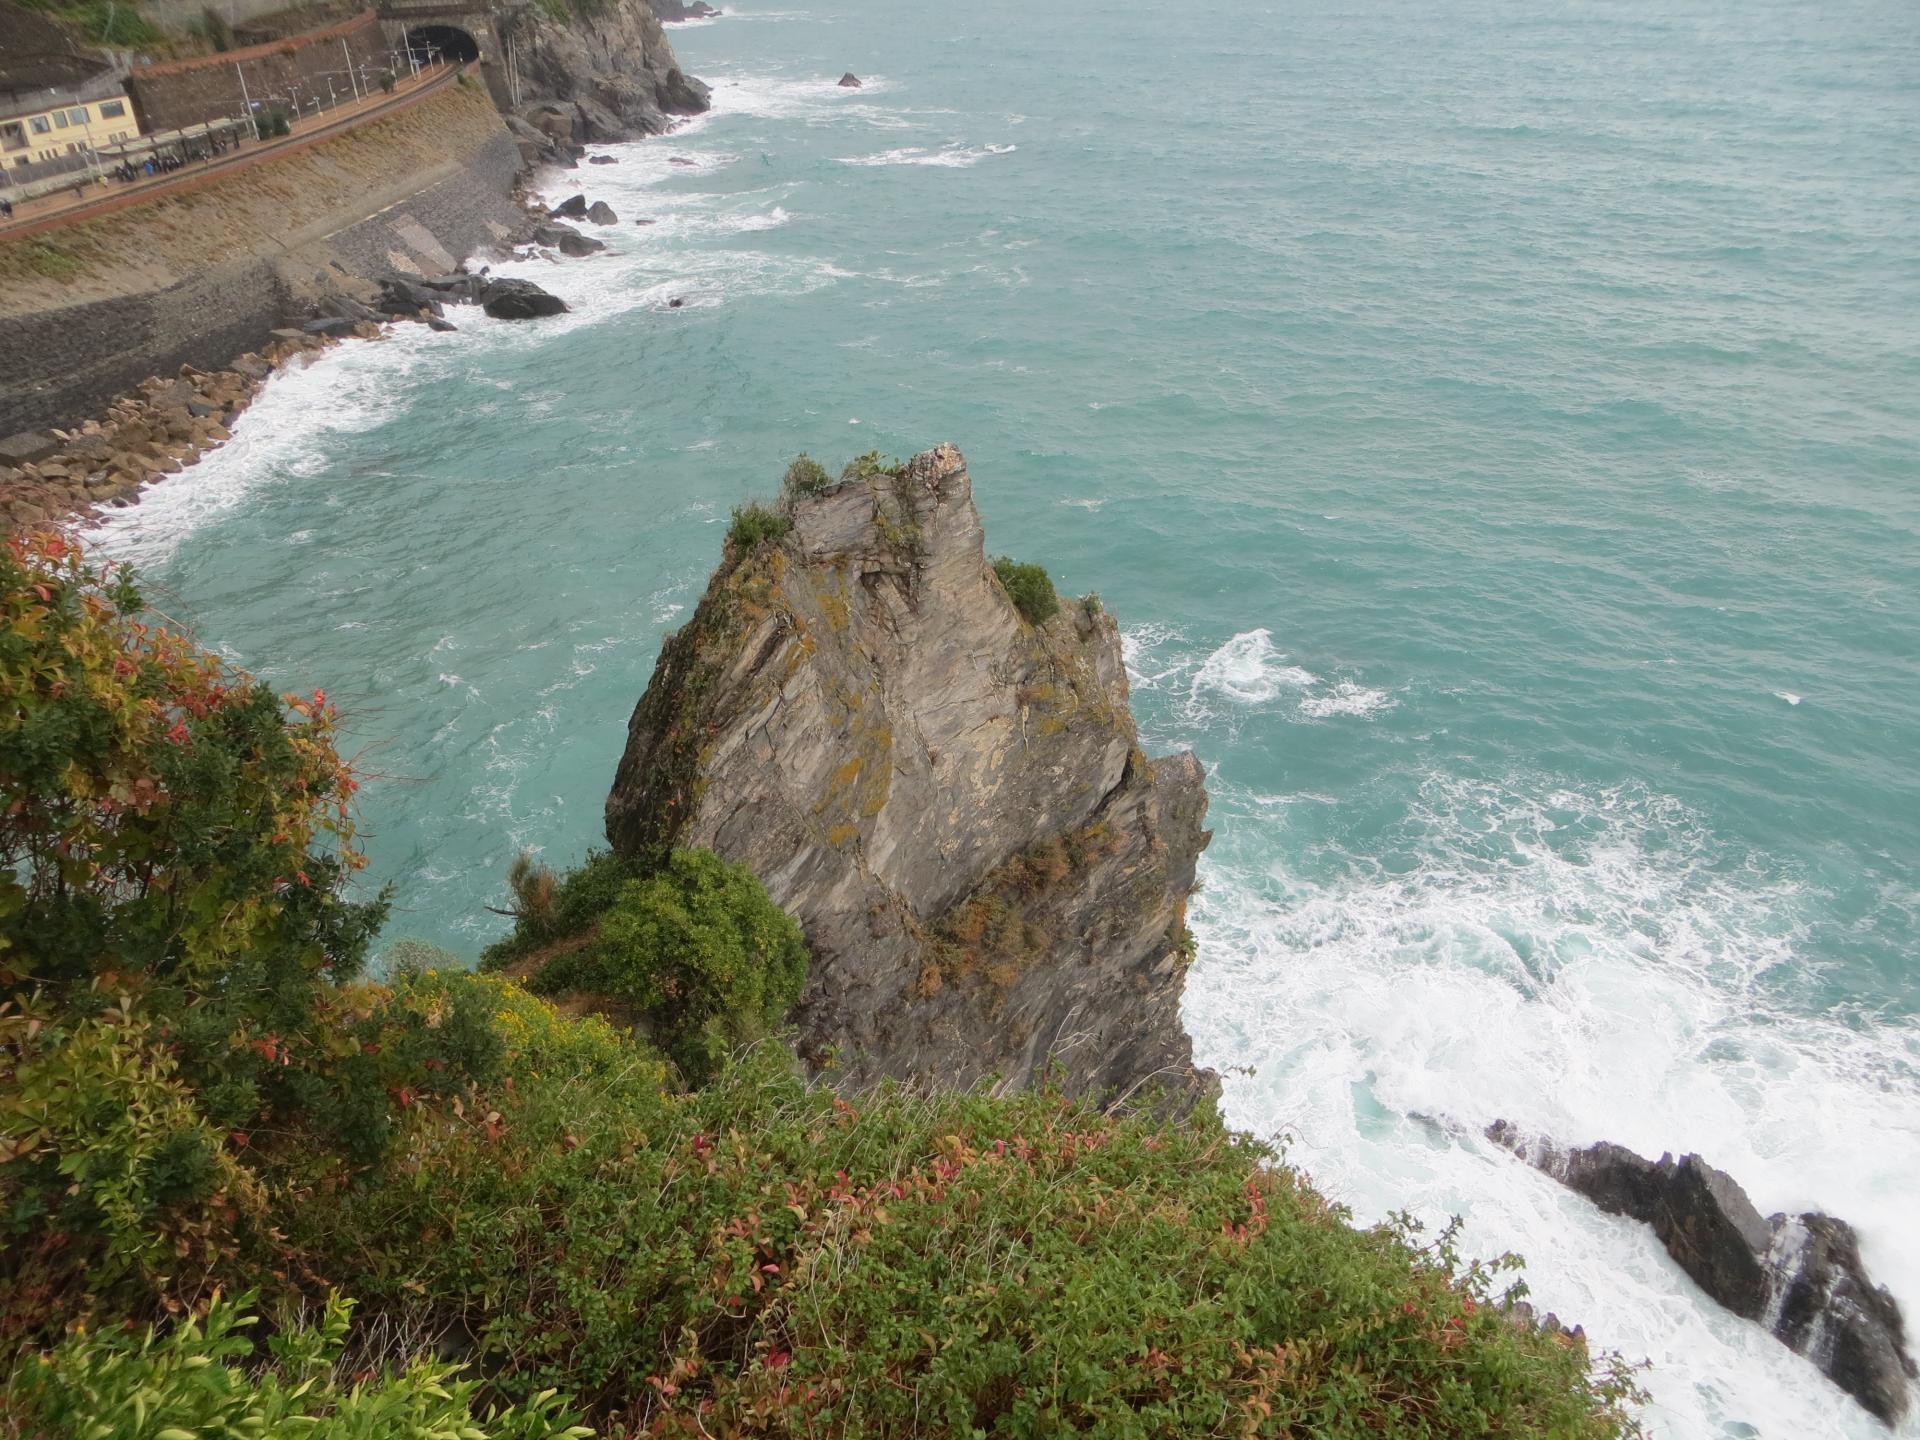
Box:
<box><xmin>1</xmin><ymin>91</ymin><xmax>142</xmax><ymax>172</ymax></box>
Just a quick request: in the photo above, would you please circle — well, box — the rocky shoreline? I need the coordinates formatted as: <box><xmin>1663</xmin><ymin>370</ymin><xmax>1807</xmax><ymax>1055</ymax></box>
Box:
<box><xmin>0</xmin><ymin>333</ymin><xmax>341</xmax><ymax>534</ymax></box>
<box><xmin>1488</xmin><ymin>1121</ymin><xmax>1917</xmax><ymax>1425</ymax></box>
<box><xmin>0</xmin><ymin>171</ymin><xmax>649</xmax><ymax>535</ymax></box>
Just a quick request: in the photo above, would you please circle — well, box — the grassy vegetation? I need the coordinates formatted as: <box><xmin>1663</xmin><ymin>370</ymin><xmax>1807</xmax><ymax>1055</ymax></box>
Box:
<box><xmin>18</xmin><ymin>0</ymin><xmax>164</xmax><ymax>45</ymax></box>
<box><xmin>4</xmin><ymin>241</ymin><xmax>87</xmax><ymax>285</ymax></box>
<box><xmin>0</xmin><ymin>530</ymin><xmax>1644</xmax><ymax>1439</ymax></box>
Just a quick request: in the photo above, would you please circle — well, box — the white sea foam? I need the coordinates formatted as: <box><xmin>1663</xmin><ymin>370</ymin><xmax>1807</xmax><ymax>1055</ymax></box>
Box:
<box><xmin>89</xmin><ymin>331</ymin><xmax>446</xmax><ymax>567</ymax></box>
<box><xmin>837</xmin><ymin>142</ymin><xmax>1014</xmax><ymax>168</ymax></box>
<box><xmin>1185</xmin><ymin>771</ymin><xmax>1920</xmax><ymax>1440</ymax></box>
<box><xmin>1296</xmin><ymin>680</ymin><xmax>1397</xmax><ymax>719</ymax></box>
<box><xmin>1774</xmin><ymin>690</ymin><xmax>1804</xmax><ymax>706</ymax></box>
<box><xmin>1191</xmin><ymin>629</ymin><xmax>1320</xmax><ymax>706</ymax></box>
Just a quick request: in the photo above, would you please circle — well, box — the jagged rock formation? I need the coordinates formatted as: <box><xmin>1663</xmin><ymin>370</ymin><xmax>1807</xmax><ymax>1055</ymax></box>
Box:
<box><xmin>506</xmin><ymin>0</ymin><xmax>710</xmax><ymax>143</ymax></box>
<box><xmin>605</xmin><ymin>445</ymin><xmax>1215</xmax><ymax>1108</ymax></box>
<box><xmin>1488</xmin><ymin>1122</ymin><xmax>1916</xmax><ymax>1425</ymax></box>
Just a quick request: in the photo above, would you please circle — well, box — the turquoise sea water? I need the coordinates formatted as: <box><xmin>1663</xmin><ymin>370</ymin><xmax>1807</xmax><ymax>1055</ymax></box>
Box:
<box><xmin>97</xmin><ymin>1</ymin><xmax>1919</xmax><ymax>1433</ymax></box>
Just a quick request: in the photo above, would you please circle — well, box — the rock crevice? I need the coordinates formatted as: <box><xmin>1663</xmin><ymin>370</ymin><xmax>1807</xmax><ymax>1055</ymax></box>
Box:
<box><xmin>606</xmin><ymin>444</ymin><xmax>1214</xmax><ymax>1107</ymax></box>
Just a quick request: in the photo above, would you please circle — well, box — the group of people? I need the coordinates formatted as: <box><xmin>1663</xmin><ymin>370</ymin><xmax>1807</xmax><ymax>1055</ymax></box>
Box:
<box><xmin>109</xmin><ymin>137</ymin><xmax>231</xmax><ymax>184</ymax></box>
<box><xmin>0</xmin><ymin>129</ymin><xmax>250</xmax><ymax>222</ymax></box>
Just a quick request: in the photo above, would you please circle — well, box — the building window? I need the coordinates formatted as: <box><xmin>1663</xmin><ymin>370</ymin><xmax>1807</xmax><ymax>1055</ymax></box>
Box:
<box><xmin>68</xmin><ymin>108</ymin><xmax>88</xmax><ymax>123</ymax></box>
<box><xmin>100</xmin><ymin>99</ymin><xmax>127</xmax><ymax>118</ymax></box>
<box><xmin>51</xmin><ymin>112</ymin><xmax>67</xmax><ymax>129</ymax></box>
<box><xmin>30</xmin><ymin>115</ymin><xmax>50</xmax><ymax>134</ymax></box>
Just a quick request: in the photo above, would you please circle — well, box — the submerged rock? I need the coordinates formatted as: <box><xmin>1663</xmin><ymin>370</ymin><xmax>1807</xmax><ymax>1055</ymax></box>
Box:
<box><xmin>585</xmin><ymin>200</ymin><xmax>619</xmax><ymax>225</ymax></box>
<box><xmin>838</xmin><ymin>71</ymin><xmax>862</xmax><ymax>88</ymax></box>
<box><xmin>1487</xmin><ymin>1122</ymin><xmax>1916</xmax><ymax>1424</ymax></box>
<box><xmin>588</xmin><ymin>154</ymin><xmax>619</xmax><ymax>164</ymax></box>
<box><xmin>478</xmin><ymin>278</ymin><xmax>570</xmax><ymax>320</ymax></box>
<box><xmin>605</xmin><ymin>444</ymin><xmax>1215</xmax><ymax>1108</ymax></box>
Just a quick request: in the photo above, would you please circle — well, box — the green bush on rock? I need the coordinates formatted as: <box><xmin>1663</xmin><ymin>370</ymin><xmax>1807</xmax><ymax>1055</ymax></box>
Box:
<box><xmin>992</xmin><ymin>555</ymin><xmax>1060</xmax><ymax>625</ymax></box>
<box><xmin>728</xmin><ymin>502</ymin><xmax>791</xmax><ymax>552</ymax></box>
<box><xmin>782</xmin><ymin>453</ymin><xmax>834</xmax><ymax>497</ymax></box>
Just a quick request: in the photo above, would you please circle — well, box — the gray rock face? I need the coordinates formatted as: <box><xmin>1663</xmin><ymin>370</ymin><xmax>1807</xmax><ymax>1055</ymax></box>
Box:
<box><xmin>605</xmin><ymin>445</ymin><xmax>1215</xmax><ymax>1108</ymax></box>
<box><xmin>505</xmin><ymin>0</ymin><xmax>711</xmax><ymax>143</ymax></box>
<box><xmin>650</xmin><ymin>0</ymin><xmax>719</xmax><ymax>20</ymax></box>
<box><xmin>585</xmin><ymin>200</ymin><xmax>619</xmax><ymax>225</ymax></box>
<box><xmin>1488</xmin><ymin>1122</ymin><xmax>1916</xmax><ymax>1425</ymax></box>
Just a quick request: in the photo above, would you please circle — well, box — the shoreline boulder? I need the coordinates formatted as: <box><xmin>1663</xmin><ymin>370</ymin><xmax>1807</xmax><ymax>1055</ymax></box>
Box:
<box><xmin>478</xmin><ymin>278</ymin><xmax>569</xmax><ymax>320</ymax></box>
<box><xmin>1487</xmin><ymin>1122</ymin><xmax>1916</xmax><ymax>1425</ymax></box>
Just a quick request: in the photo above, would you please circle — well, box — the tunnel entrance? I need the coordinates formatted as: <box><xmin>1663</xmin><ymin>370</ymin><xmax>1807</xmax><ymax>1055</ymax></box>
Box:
<box><xmin>405</xmin><ymin>24</ymin><xmax>480</xmax><ymax>66</ymax></box>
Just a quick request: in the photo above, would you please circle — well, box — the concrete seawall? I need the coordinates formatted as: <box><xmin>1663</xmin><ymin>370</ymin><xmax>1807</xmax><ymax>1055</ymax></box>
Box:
<box><xmin>0</xmin><ymin>81</ymin><xmax>529</xmax><ymax>437</ymax></box>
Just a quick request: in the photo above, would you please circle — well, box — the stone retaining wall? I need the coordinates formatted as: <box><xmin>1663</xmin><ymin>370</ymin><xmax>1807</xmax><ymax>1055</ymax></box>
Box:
<box><xmin>0</xmin><ymin>82</ymin><xmax>528</xmax><ymax>438</ymax></box>
<box><xmin>126</xmin><ymin>10</ymin><xmax>390</xmax><ymax>133</ymax></box>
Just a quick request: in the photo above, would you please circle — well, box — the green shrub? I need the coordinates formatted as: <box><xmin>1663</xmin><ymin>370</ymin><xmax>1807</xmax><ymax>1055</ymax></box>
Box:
<box><xmin>782</xmin><ymin>453</ymin><xmax>833</xmax><ymax>498</ymax></box>
<box><xmin>535</xmin><ymin>849</ymin><xmax>808</xmax><ymax>1084</ymax></box>
<box><xmin>840</xmin><ymin>449</ymin><xmax>902</xmax><ymax>484</ymax></box>
<box><xmin>481</xmin><ymin>848</ymin><xmax>636</xmax><ymax>967</ymax></box>
<box><xmin>727</xmin><ymin>502</ymin><xmax>790</xmax><ymax>552</ymax></box>
<box><xmin>256</xmin><ymin>106</ymin><xmax>291</xmax><ymax>139</ymax></box>
<box><xmin>992</xmin><ymin>555</ymin><xmax>1060</xmax><ymax>625</ymax></box>
<box><xmin>3</xmin><ymin>1290</ymin><xmax>591</xmax><ymax>1440</ymax></box>
<box><xmin>295</xmin><ymin>1043</ymin><xmax>1640</xmax><ymax>1438</ymax></box>
<box><xmin>0</xmin><ymin>535</ymin><xmax>500</xmax><ymax>1326</ymax></box>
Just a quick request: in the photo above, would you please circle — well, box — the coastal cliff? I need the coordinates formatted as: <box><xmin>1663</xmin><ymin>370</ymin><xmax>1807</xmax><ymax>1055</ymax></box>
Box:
<box><xmin>604</xmin><ymin>444</ymin><xmax>1215</xmax><ymax>1106</ymax></box>
<box><xmin>507</xmin><ymin>0</ymin><xmax>710</xmax><ymax>143</ymax></box>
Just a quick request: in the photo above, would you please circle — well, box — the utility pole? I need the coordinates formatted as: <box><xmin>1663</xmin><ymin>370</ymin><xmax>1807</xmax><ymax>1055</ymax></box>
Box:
<box><xmin>342</xmin><ymin>39</ymin><xmax>361</xmax><ymax>100</ymax></box>
<box><xmin>235</xmin><ymin>60</ymin><xmax>259</xmax><ymax>139</ymax></box>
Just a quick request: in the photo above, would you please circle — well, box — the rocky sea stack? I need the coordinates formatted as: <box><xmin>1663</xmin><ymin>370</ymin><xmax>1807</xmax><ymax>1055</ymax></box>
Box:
<box><xmin>605</xmin><ymin>444</ymin><xmax>1215</xmax><ymax>1107</ymax></box>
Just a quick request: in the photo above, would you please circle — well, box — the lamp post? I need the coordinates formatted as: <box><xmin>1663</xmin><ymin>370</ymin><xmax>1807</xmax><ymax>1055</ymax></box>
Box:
<box><xmin>235</xmin><ymin>59</ymin><xmax>259</xmax><ymax>140</ymax></box>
